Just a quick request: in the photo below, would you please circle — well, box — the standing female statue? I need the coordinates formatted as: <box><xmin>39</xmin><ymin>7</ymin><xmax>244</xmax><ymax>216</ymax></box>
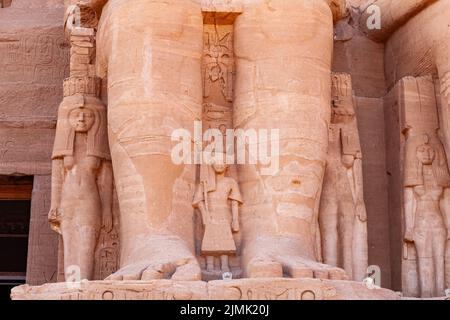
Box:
<box><xmin>404</xmin><ymin>133</ymin><xmax>450</xmax><ymax>297</ymax></box>
<box><xmin>319</xmin><ymin>73</ymin><xmax>368</xmax><ymax>281</ymax></box>
<box><xmin>48</xmin><ymin>94</ymin><xmax>113</xmax><ymax>281</ymax></box>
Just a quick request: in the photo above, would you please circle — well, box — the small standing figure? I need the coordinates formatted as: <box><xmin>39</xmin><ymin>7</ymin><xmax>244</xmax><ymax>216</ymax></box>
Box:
<box><xmin>193</xmin><ymin>159</ymin><xmax>242</xmax><ymax>273</ymax></box>
<box><xmin>48</xmin><ymin>94</ymin><xmax>113</xmax><ymax>281</ymax></box>
<box><xmin>403</xmin><ymin>134</ymin><xmax>450</xmax><ymax>298</ymax></box>
<box><xmin>319</xmin><ymin>73</ymin><xmax>368</xmax><ymax>281</ymax></box>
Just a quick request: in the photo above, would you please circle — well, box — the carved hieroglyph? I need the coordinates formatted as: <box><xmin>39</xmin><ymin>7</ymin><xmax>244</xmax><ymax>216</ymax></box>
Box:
<box><xmin>319</xmin><ymin>73</ymin><xmax>368</xmax><ymax>281</ymax></box>
<box><xmin>399</xmin><ymin>76</ymin><xmax>450</xmax><ymax>298</ymax></box>
<box><xmin>196</xmin><ymin>3</ymin><xmax>242</xmax><ymax>279</ymax></box>
<box><xmin>11</xmin><ymin>278</ymin><xmax>401</xmax><ymax>301</ymax></box>
<box><xmin>203</xmin><ymin>24</ymin><xmax>234</xmax><ymax>103</ymax></box>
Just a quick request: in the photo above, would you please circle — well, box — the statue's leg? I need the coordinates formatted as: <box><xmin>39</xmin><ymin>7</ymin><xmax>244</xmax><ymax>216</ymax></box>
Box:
<box><xmin>338</xmin><ymin>201</ymin><xmax>356</xmax><ymax>279</ymax></box>
<box><xmin>61</xmin><ymin>224</ymin><xmax>76</xmax><ymax>279</ymax></box>
<box><xmin>62</xmin><ymin>224</ymin><xmax>97</xmax><ymax>280</ymax></box>
<box><xmin>415</xmin><ymin>230</ymin><xmax>434</xmax><ymax>297</ymax></box>
<box><xmin>234</xmin><ymin>0</ymin><xmax>346</xmax><ymax>280</ymax></box>
<box><xmin>319</xmin><ymin>193</ymin><xmax>339</xmax><ymax>267</ymax></box>
<box><xmin>97</xmin><ymin>0</ymin><xmax>203</xmax><ymax>280</ymax></box>
<box><xmin>221</xmin><ymin>255</ymin><xmax>230</xmax><ymax>273</ymax></box>
<box><xmin>432</xmin><ymin>229</ymin><xmax>446</xmax><ymax>296</ymax></box>
<box><xmin>77</xmin><ymin>226</ymin><xmax>98</xmax><ymax>280</ymax></box>
<box><xmin>206</xmin><ymin>256</ymin><xmax>214</xmax><ymax>272</ymax></box>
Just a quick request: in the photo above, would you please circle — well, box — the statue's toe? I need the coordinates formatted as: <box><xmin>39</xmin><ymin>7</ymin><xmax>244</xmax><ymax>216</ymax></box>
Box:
<box><xmin>246</xmin><ymin>257</ymin><xmax>283</xmax><ymax>278</ymax></box>
<box><xmin>171</xmin><ymin>259</ymin><xmax>202</xmax><ymax>281</ymax></box>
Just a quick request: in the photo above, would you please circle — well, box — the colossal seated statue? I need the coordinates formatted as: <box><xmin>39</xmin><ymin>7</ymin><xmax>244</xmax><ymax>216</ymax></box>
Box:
<box><xmin>84</xmin><ymin>0</ymin><xmax>348</xmax><ymax>281</ymax></box>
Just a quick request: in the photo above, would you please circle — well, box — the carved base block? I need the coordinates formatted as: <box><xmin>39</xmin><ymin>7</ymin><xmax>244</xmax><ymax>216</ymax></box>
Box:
<box><xmin>11</xmin><ymin>278</ymin><xmax>400</xmax><ymax>300</ymax></box>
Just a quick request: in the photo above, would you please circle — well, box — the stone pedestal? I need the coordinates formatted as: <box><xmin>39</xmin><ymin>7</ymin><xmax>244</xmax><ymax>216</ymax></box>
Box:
<box><xmin>11</xmin><ymin>279</ymin><xmax>400</xmax><ymax>300</ymax></box>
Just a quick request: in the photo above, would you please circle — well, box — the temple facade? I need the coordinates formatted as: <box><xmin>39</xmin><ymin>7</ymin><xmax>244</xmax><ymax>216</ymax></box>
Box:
<box><xmin>0</xmin><ymin>0</ymin><xmax>449</xmax><ymax>300</ymax></box>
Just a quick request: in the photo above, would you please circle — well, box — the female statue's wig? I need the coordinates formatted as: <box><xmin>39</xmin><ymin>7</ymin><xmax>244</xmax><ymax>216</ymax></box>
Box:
<box><xmin>404</xmin><ymin>133</ymin><xmax>450</xmax><ymax>187</ymax></box>
<box><xmin>52</xmin><ymin>95</ymin><xmax>110</xmax><ymax>160</ymax></box>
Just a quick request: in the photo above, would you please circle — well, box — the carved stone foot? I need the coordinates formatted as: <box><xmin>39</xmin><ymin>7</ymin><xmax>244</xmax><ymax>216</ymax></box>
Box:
<box><xmin>107</xmin><ymin>258</ymin><xmax>201</xmax><ymax>281</ymax></box>
<box><xmin>107</xmin><ymin>235</ymin><xmax>201</xmax><ymax>281</ymax></box>
<box><xmin>247</xmin><ymin>257</ymin><xmax>348</xmax><ymax>280</ymax></box>
<box><xmin>243</xmin><ymin>237</ymin><xmax>348</xmax><ymax>280</ymax></box>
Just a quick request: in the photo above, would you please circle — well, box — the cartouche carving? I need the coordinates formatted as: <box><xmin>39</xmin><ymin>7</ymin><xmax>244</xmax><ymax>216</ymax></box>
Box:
<box><xmin>319</xmin><ymin>73</ymin><xmax>368</xmax><ymax>281</ymax></box>
<box><xmin>203</xmin><ymin>27</ymin><xmax>234</xmax><ymax>102</ymax></box>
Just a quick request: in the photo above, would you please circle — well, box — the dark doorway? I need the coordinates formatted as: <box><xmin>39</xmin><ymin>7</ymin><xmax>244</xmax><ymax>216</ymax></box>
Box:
<box><xmin>0</xmin><ymin>0</ymin><xmax>12</xmax><ymax>8</ymax></box>
<box><xmin>0</xmin><ymin>176</ymin><xmax>33</xmax><ymax>300</ymax></box>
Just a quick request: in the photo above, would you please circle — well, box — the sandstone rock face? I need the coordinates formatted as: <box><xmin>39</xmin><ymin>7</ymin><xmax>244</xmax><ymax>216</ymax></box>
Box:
<box><xmin>0</xmin><ymin>0</ymin><xmax>68</xmax><ymax>286</ymax></box>
<box><xmin>11</xmin><ymin>278</ymin><xmax>400</xmax><ymax>300</ymax></box>
<box><xmin>1</xmin><ymin>0</ymin><xmax>450</xmax><ymax>300</ymax></box>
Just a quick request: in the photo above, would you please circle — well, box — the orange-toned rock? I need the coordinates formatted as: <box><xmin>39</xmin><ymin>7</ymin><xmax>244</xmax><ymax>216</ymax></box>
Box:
<box><xmin>1</xmin><ymin>0</ymin><xmax>450</xmax><ymax>301</ymax></box>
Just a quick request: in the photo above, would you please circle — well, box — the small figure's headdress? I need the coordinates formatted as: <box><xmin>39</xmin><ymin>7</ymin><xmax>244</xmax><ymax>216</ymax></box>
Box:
<box><xmin>200</xmin><ymin>151</ymin><xmax>228</xmax><ymax>193</ymax></box>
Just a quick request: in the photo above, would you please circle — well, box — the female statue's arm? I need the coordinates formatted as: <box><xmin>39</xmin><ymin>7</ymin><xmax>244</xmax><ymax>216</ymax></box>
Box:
<box><xmin>440</xmin><ymin>188</ymin><xmax>450</xmax><ymax>240</ymax></box>
<box><xmin>231</xmin><ymin>201</ymin><xmax>240</xmax><ymax>233</ymax></box>
<box><xmin>353</xmin><ymin>155</ymin><xmax>367</xmax><ymax>222</ymax></box>
<box><xmin>49</xmin><ymin>159</ymin><xmax>64</xmax><ymax>234</ymax></box>
<box><xmin>98</xmin><ymin>160</ymin><xmax>114</xmax><ymax>232</ymax></box>
<box><xmin>342</xmin><ymin>122</ymin><xmax>367</xmax><ymax>222</ymax></box>
<box><xmin>404</xmin><ymin>187</ymin><xmax>415</xmax><ymax>242</ymax></box>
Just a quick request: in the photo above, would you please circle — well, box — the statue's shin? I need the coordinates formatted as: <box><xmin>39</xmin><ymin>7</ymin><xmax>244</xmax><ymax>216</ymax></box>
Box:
<box><xmin>97</xmin><ymin>0</ymin><xmax>203</xmax><ymax>258</ymax></box>
<box><xmin>233</xmin><ymin>0</ymin><xmax>333</xmax><ymax>253</ymax></box>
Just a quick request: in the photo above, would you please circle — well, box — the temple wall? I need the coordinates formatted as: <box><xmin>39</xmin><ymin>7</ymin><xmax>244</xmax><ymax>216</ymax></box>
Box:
<box><xmin>0</xmin><ymin>0</ymin><xmax>68</xmax><ymax>285</ymax></box>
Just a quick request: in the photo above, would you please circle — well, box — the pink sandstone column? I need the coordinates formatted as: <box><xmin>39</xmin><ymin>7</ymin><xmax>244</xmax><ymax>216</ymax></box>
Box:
<box><xmin>234</xmin><ymin>0</ymin><xmax>346</xmax><ymax>279</ymax></box>
<box><xmin>96</xmin><ymin>0</ymin><xmax>203</xmax><ymax>280</ymax></box>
